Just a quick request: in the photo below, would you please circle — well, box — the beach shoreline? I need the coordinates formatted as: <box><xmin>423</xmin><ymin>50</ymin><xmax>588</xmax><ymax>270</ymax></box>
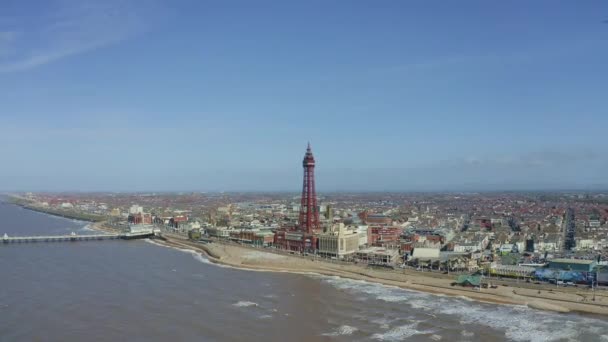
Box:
<box><xmin>153</xmin><ymin>234</ymin><xmax>608</xmax><ymax>316</ymax></box>
<box><xmin>17</xmin><ymin>200</ymin><xmax>602</xmax><ymax>318</ymax></box>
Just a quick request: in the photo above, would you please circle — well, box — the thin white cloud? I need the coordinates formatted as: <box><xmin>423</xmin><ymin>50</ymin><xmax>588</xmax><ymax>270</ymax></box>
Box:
<box><xmin>378</xmin><ymin>51</ymin><xmax>537</xmax><ymax>75</ymax></box>
<box><xmin>0</xmin><ymin>0</ymin><xmax>164</xmax><ymax>73</ymax></box>
<box><xmin>456</xmin><ymin>149</ymin><xmax>603</xmax><ymax>168</ymax></box>
<box><xmin>379</xmin><ymin>37</ymin><xmax>605</xmax><ymax>75</ymax></box>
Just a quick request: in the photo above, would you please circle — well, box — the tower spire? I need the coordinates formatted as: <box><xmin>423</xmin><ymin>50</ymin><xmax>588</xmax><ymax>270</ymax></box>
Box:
<box><xmin>299</xmin><ymin>143</ymin><xmax>320</xmax><ymax>234</ymax></box>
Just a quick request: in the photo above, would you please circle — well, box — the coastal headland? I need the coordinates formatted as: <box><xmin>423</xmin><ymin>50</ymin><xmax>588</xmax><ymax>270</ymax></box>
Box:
<box><xmin>8</xmin><ymin>197</ymin><xmax>106</xmax><ymax>222</ymax></box>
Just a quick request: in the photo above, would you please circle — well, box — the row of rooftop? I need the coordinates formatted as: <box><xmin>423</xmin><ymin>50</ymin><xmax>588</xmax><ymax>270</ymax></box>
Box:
<box><xmin>13</xmin><ymin>192</ymin><xmax>608</xmax><ymax>260</ymax></box>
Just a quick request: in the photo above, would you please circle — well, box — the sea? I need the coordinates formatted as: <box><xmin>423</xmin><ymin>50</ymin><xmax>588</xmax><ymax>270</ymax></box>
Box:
<box><xmin>1</xmin><ymin>197</ymin><xmax>608</xmax><ymax>342</ymax></box>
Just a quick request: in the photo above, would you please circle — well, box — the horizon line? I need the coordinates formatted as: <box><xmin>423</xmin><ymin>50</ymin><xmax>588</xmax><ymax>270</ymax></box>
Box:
<box><xmin>3</xmin><ymin>189</ymin><xmax>608</xmax><ymax>195</ymax></box>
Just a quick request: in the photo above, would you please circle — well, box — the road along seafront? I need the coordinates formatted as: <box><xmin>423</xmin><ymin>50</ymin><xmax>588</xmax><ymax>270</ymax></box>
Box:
<box><xmin>152</xmin><ymin>233</ymin><xmax>608</xmax><ymax>316</ymax></box>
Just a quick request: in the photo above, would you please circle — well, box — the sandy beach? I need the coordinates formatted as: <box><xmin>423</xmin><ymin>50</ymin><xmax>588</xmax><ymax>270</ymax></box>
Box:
<box><xmin>153</xmin><ymin>233</ymin><xmax>608</xmax><ymax>316</ymax></box>
<box><xmin>91</xmin><ymin>221</ymin><xmax>121</xmax><ymax>234</ymax></box>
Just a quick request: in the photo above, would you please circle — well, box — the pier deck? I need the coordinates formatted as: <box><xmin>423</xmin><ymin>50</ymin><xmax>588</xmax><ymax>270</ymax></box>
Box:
<box><xmin>2</xmin><ymin>231</ymin><xmax>159</xmax><ymax>244</ymax></box>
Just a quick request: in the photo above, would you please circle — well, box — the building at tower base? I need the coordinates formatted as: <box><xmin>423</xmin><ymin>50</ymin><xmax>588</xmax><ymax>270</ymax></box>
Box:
<box><xmin>273</xmin><ymin>228</ymin><xmax>318</xmax><ymax>252</ymax></box>
<box><xmin>317</xmin><ymin>223</ymin><xmax>360</xmax><ymax>258</ymax></box>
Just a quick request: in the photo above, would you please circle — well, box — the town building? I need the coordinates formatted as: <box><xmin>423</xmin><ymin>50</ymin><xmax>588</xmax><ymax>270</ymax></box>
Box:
<box><xmin>361</xmin><ymin>213</ymin><xmax>392</xmax><ymax>226</ymax></box>
<box><xmin>274</xmin><ymin>229</ymin><xmax>317</xmax><ymax>252</ymax></box>
<box><xmin>129</xmin><ymin>205</ymin><xmax>143</xmax><ymax>215</ymax></box>
<box><xmin>489</xmin><ymin>264</ymin><xmax>535</xmax><ymax>277</ymax></box>
<box><xmin>230</xmin><ymin>228</ymin><xmax>274</xmax><ymax>246</ymax></box>
<box><xmin>317</xmin><ymin>223</ymin><xmax>360</xmax><ymax>258</ymax></box>
<box><xmin>206</xmin><ymin>226</ymin><xmax>231</xmax><ymax>238</ymax></box>
<box><xmin>355</xmin><ymin>247</ymin><xmax>399</xmax><ymax>265</ymax></box>
<box><xmin>356</xmin><ymin>225</ymin><xmax>369</xmax><ymax>247</ymax></box>
<box><xmin>412</xmin><ymin>247</ymin><xmax>440</xmax><ymax>260</ymax></box>
<box><xmin>128</xmin><ymin>212</ymin><xmax>152</xmax><ymax>225</ymax></box>
<box><xmin>368</xmin><ymin>226</ymin><xmax>402</xmax><ymax>247</ymax></box>
<box><xmin>548</xmin><ymin>258</ymin><xmax>597</xmax><ymax>272</ymax></box>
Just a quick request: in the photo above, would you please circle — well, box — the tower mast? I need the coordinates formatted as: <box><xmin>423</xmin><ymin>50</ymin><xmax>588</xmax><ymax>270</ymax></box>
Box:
<box><xmin>298</xmin><ymin>143</ymin><xmax>320</xmax><ymax>234</ymax></box>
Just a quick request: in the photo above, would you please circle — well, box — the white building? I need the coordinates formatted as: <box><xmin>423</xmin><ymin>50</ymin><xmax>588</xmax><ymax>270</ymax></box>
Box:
<box><xmin>490</xmin><ymin>264</ymin><xmax>535</xmax><ymax>277</ymax></box>
<box><xmin>453</xmin><ymin>235</ymin><xmax>489</xmax><ymax>253</ymax></box>
<box><xmin>206</xmin><ymin>226</ymin><xmax>231</xmax><ymax>238</ymax></box>
<box><xmin>318</xmin><ymin>223</ymin><xmax>360</xmax><ymax>258</ymax></box>
<box><xmin>536</xmin><ymin>236</ymin><xmax>560</xmax><ymax>252</ymax></box>
<box><xmin>511</xmin><ymin>239</ymin><xmax>526</xmax><ymax>253</ymax></box>
<box><xmin>577</xmin><ymin>239</ymin><xmax>595</xmax><ymax>250</ymax></box>
<box><xmin>356</xmin><ymin>225</ymin><xmax>369</xmax><ymax>247</ymax></box>
<box><xmin>129</xmin><ymin>205</ymin><xmax>144</xmax><ymax>215</ymax></box>
<box><xmin>355</xmin><ymin>247</ymin><xmax>399</xmax><ymax>265</ymax></box>
<box><xmin>499</xmin><ymin>243</ymin><xmax>516</xmax><ymax>253</ymax></box>
<box><xmin>128</xmin><ymin>224</ymin><xmax>155</xmax><ymax>234</ymax></box>
<box><xmin>454</xmin><ymin>242</ymin><xmax>481</xmax><ymax>253</ymax></box>
<box><xmin>412</xmin><ymin>247</ymin><xmax>440</xmax><ymax>260</ymax></box>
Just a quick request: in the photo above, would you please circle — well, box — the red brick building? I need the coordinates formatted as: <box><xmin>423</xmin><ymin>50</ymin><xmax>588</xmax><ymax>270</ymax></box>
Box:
<box><xmin>359</xmin><ymin>211</ymin><xmax>392</xmax><ymax>226</ymax></box>
<box><xmin>230</xmin><ymin>230</ymin><xmax>256</xmax><ymax>242</ymax></box>
<box><xmin>401</xmin><ymin>241</ymin><xmax>414</xmax><ymax>253</ymax></box>
<box><xmin>169</xmin><ymin>215</ymin><xmax>189</xmax><ymax>227</ymax></box>
<box><xmin>128</xmin><ymin>213</ymin><xmax>152</xmax><ymax>224</ymax></box>
<box><xmin>230</xmin><ymin>229</ymin><xmax>275</xmax><ymax>246</ymax></box>
<box><xmin>274</xmin><ymin>228</ymin><xmax>318</xmax><ymax>252</ymax></box>
<box><xmin>368</xmin><ymin>226</ymin><xmax>402</xmax><ymax>246</ymax></box>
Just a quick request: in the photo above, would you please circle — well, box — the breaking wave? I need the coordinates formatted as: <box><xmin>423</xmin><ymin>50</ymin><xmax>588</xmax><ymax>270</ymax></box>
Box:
<box><xmin>79</xmin><ymin>223</ymin><xmax>95</xmax><ymax>232</ymax></box>
<box><xmin>139</xmin><ymin>241</ymin><xmax>608</xmax><ymax>342</ymax></box>
<box><xmin>322</xmin><ymin>325</ymin><xmax>358</xmax><ymax>336</ymax></box>
<box><xmin>371</xmin><ymin>321</ymin><xmax>434</xmax><ymax>341</ymax></box>
<box><xmin>232</xmin><ymin>301</ymin><xmax>259</xmax><ymax>308</ymax></box>
<box><xmin>320</xmin><ymin>275</ymin><xmax>608</xmax><ymax>342</ymax></box>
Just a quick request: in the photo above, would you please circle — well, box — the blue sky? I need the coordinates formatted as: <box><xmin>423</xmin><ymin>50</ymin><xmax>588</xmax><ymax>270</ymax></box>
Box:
<box><xmin>1</xmin><ymin>1</ymin><xmax>607</xmax><ymax>192</ymax></box>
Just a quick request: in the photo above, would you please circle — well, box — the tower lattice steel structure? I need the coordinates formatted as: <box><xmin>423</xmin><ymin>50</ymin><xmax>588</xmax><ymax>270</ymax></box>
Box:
<box><xmin>298</xmin><ymin>143</ymin><xmax>320</xmax><ymax>234</ymax></box>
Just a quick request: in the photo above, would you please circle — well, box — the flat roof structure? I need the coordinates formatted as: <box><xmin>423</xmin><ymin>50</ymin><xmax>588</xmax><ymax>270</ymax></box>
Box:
<box><xmin>412</xmin><ymin>247</ymin><xmax>440</xmax><ymax>259</ymax></box>
<box><xmin>550</xmin><ymin>258</ymin><xmax>594</xmax><ymax>265</ymax></box>
<box><xmin>548</xmin><ymin>258</ymin><xmax>597</xmax><ymax>272</ymax></box>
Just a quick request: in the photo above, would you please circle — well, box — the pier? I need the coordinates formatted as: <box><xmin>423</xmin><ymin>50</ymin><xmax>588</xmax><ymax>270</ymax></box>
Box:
<box><xmin>2</xmin><ymin>230</ymin><xmax>161</xmax><ymax>244</ymax></box>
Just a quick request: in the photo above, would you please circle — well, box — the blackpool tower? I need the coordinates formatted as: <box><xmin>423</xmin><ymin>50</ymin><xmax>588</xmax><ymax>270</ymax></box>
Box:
<box><xmin>298</xmin><ymin>143</ymin><xmax>320</xmax><ymax>234</ymax></box>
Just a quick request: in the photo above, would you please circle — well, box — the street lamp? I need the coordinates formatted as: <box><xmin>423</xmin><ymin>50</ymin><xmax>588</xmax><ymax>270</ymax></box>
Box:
<box><xmin>594</xmin><ymin>265</ymin><xmax>603</xmax><ymax>301</ymax></box>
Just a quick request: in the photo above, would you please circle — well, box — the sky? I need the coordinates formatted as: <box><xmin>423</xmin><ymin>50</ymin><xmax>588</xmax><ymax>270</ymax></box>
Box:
<box><xmin>1</xmin><ymin>1</ymin><xmax>607</xmax><ymax>192</ymax></box>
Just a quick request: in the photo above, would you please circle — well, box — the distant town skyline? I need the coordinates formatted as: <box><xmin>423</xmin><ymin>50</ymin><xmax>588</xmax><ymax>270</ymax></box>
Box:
<box><xmin>1</xmin><ymin>1</ymin><xmax>607</xmax><ymax>192</ymax></box>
